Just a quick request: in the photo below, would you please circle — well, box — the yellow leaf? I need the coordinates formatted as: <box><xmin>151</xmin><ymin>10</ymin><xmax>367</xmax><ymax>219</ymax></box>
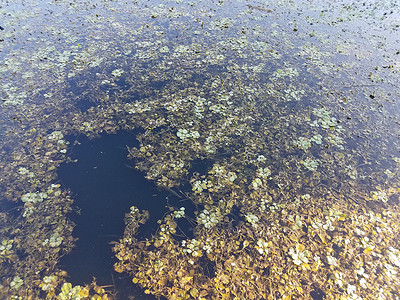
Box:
<box><xmin>78</xmin><ymin>288</ymin><xmax>89</xmax><ymax>297</ymax></box>
<box><xmin>158</xmin><ymin>277</ymin><xmax>168</xmax><ymax>286</ymax></box>
<box><xmin>190</xmin><ymin>288</ymin><xmax>199</xmax><ymax>298</ymax></box>
<box><xmin>312</xmin><ymin>263</ymin><xmax>320</xmax><ymax>272</ymax></box>
<box><xmin>61</xmin><ymin>283</ymin><xmax>72</xmax><ymax>294</ymax></box>
<box><xmin>364</xmin><ymin>247</ymin><xmax>372</xmax><ymax>254</ymax></box>
<box><xmin>114</xmin><ymin>264</ymin><xmax>124</xmax><ymax>273</ymax></box>
<box><xmin>132</xmin><ymin>278</ymin><xmax>139</xmax><ymax>284</ymax></box>
<box><xmin>199</xmin><ymin>290</ymin><xmax>208</xmax><ymax>297</ymax></box>
<box><xmin>220</xmin><ymin>275</ymin><xmax>230</xmax><ymax>284</ymax></box>
<box><xmin>182</xmin><ymin>276</ymin><xmax>193</xmax><ymax>285</ymax></box>
<box><xmin>46</xmin><ymin>291</ymin><xmax>55</xmax><ymax>298</ymax></box>
<box><xmin>297</xmin><ymin>244</ymin><xmax>305</xmax><ymax>252</ymax></box>
<box><xmin>316</xmin><ymin>233</ymin><xmax>324</xmax><ymax>244</ymax></box>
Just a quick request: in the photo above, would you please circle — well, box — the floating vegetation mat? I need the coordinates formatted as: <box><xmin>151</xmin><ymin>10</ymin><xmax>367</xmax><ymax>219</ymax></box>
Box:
<box><xmin>0</xmin><ymin>0</ymin><xmax>400</xmax><ymax>299</ymax></box>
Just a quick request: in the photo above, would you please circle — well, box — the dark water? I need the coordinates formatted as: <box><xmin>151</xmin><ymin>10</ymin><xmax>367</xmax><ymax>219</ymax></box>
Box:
<box><xmin>58</xmin><ymin>132</ymin><xmax>172</xmax><ymax>299</ymax></box>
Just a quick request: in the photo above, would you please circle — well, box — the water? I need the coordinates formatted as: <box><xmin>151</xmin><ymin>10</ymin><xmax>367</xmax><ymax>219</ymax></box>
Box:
<box><xmin>0</xmin><ymin>0</ymin><xmax>399</xmax><ymax>299</ymax></box>
<box><xmin>58</xmin><ymin>132</ymin><xmax>172</xmax><ymax>298</ymax></box>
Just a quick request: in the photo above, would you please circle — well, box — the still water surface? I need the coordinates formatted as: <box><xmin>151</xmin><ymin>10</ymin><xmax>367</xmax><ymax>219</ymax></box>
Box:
<box><xmin>0</xmin><ymin>0</ymin><xmax>399</xmax><ymax>299</ymax></box>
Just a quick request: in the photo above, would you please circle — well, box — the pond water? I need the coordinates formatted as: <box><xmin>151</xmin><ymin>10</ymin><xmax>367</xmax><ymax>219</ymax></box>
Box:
<box><xmin>58</xmin><ymin>132</ymin><xmax>172</xmax><ymax>299</ymax></box>
<box><xmin>0</xmin><ymin>0</ymin><xmax>399</xmax><ymax>299</ymax></box>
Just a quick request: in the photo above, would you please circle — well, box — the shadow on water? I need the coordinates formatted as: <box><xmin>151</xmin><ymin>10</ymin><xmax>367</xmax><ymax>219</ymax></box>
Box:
<box><xmin>57</xmin><ymin>131</ymin><xmax>171</xmax><ymax>299</ymax></box>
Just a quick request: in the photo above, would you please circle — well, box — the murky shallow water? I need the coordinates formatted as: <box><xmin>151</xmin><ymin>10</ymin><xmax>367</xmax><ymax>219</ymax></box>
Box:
<box><xmin>0</xmin><ymin>0</ymin><xmax>399</xmax><ymax>299</ymax></box>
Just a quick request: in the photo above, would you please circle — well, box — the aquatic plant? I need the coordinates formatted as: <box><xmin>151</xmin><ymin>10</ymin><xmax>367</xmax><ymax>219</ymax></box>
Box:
<box><xmin>301</xmin><ymin>157</ymin><xmax>319</xmax><ymax>172</ymax></box>
<box><xmin>0</xmin><ymin>0</ymin><xmax>399</xmax><ymax>298</ymax></box>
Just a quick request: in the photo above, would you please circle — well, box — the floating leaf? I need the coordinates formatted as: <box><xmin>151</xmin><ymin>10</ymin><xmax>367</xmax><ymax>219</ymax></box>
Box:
<box><xmin>190</xmin><ymin>287</ymin><xmax>199</xmax><ymax>298</ymax></box>
<box><xmin>220</xmin><ymin>275</ymin><xmax>230</xmax><ymax>284</ymax></box>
